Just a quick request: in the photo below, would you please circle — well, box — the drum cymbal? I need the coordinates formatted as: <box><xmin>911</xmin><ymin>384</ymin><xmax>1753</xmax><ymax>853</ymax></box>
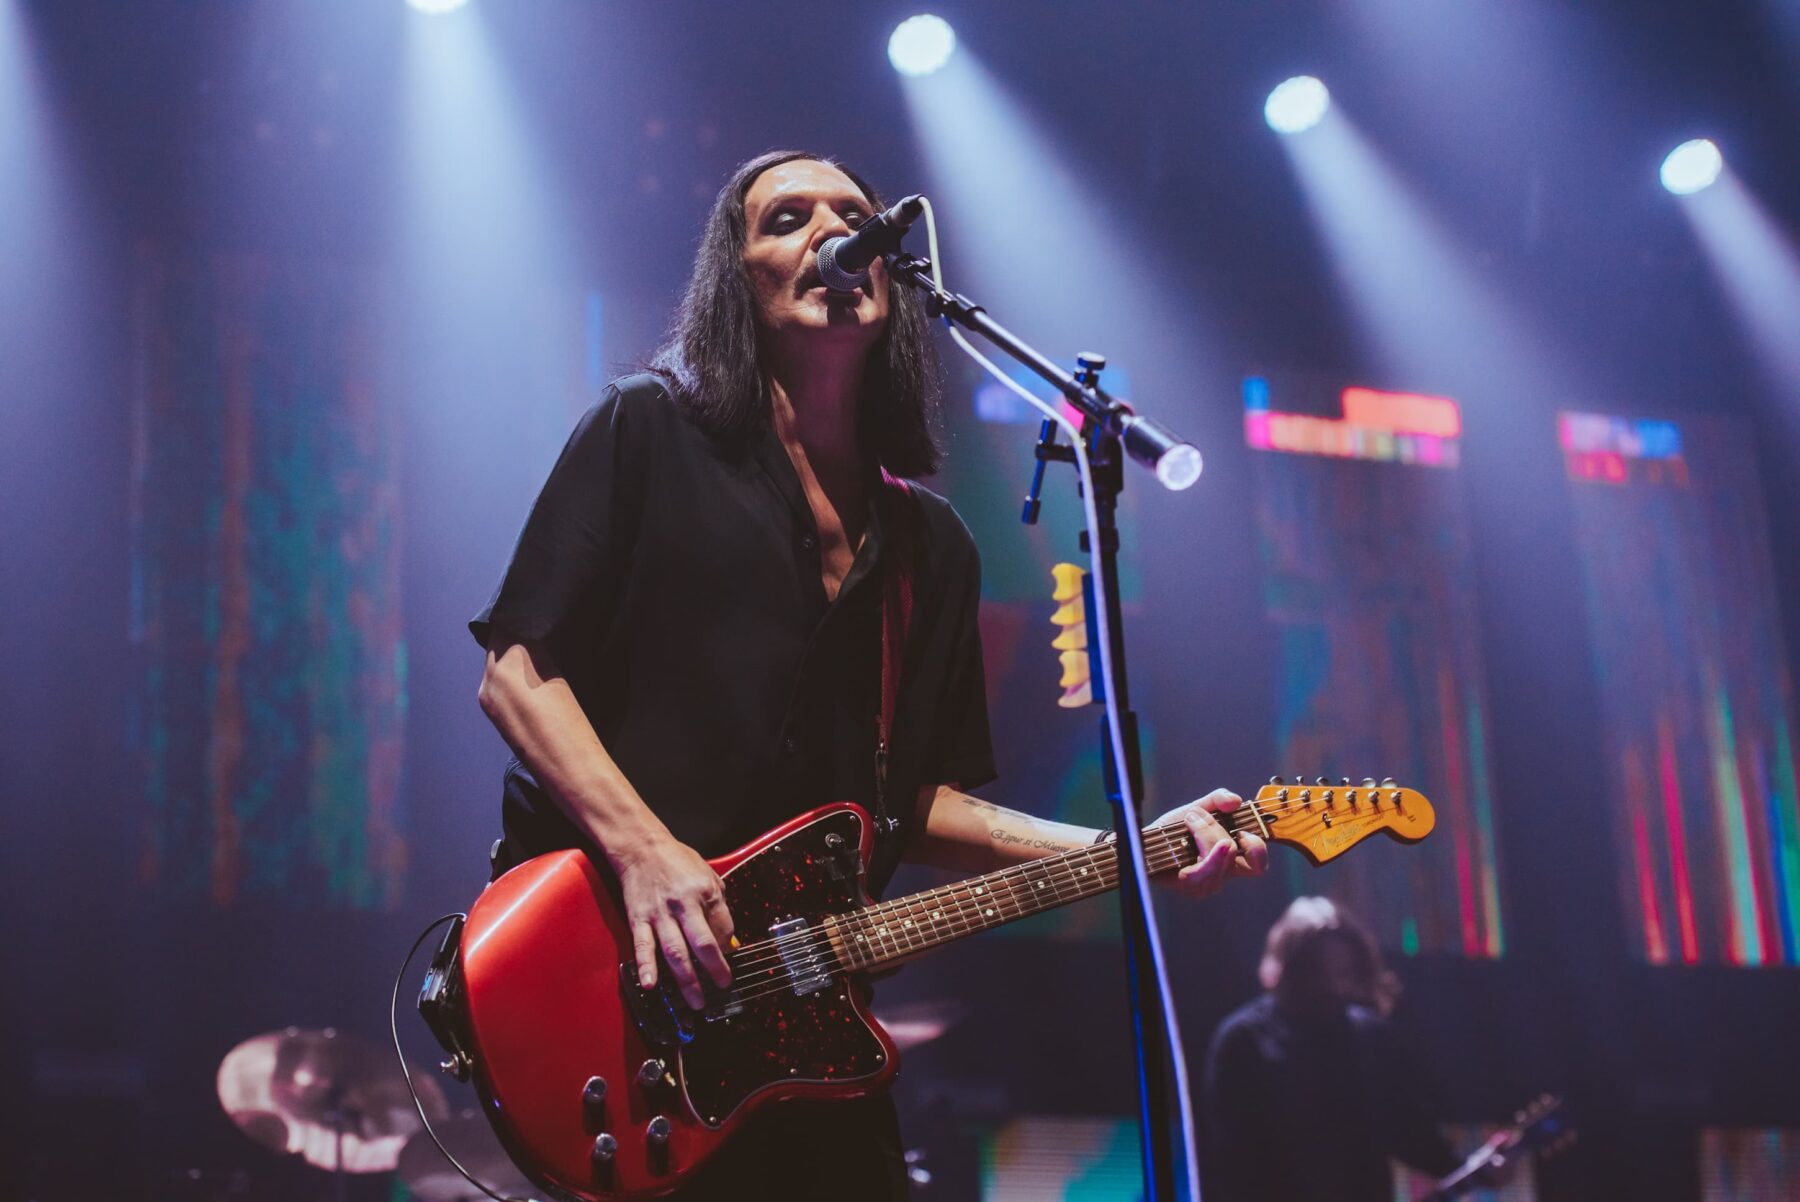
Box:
<box><xmin>398</xmin><ymin>1111</ymin><xmax>538</xmax><ymax>1202</ymax></box>
<box><xmin>216</xmin><ymin>1027</ymin><xmax>448</xmax><ymax>1173</ymax></box>
<box><xmin>874</xmin><ymin>999</ymin><xmax>967</xmax><ymax>1051</ymax></box>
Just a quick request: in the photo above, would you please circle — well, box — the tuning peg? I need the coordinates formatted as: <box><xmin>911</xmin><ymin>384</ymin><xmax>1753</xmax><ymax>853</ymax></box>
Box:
<box><xmin>1315</xmin><ymin>775</ymin><xmax>1329</xmax><ymax>786</ymax></box>
<box><xmin>1270</xmin><ymin>775</ymin><xmax>1284</xmax><ymax>785</ymax></box>
<box><xmin>1339</xmin><ymin>777</ymin><xmax>1350</xmax><ymax>786</ymax></box>
<box><xmin>1380</xmin><ymin>777</ymin><xmax>1397</xmax><ymax>788</ymax></box>
<box><xmin>1361</xmin><ymin>777</ymin><xmax>1377</xmax><ymax>788</ymax></box>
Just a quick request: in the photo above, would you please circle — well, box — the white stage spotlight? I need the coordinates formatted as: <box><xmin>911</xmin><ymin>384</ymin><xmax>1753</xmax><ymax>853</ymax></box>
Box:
<box><xmin>1265</xmin><ymin>76</ymin><xmax>1330</xmax><ymax>135</ymax></box>
<box><xmin>1661</xmin><ymin>139</ymin><xmax>1723</xmax><ymax>195</ymax></box>
<box><xmin>406</xmin><ymin>0</ymin><xmax>470</xmax><ymax>13</ymax></box>
<box><xmin>889</xmin><ymin>15</ymin><xmax>956</xmax><ymax>77</ymax></box>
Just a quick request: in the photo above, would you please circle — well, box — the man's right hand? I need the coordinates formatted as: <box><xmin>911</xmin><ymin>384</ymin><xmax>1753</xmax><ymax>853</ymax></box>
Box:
<box><xmin>611</xmin><ymin>836</ymin><xmax>735</xmax><ymax>1011</ymax></box>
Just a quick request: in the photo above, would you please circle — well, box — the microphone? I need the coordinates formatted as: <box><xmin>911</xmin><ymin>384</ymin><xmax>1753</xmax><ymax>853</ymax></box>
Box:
<box><xmin>816</xmin><ymin>194</ymin><xmax>925</xmax><ymax>292</ymax></box>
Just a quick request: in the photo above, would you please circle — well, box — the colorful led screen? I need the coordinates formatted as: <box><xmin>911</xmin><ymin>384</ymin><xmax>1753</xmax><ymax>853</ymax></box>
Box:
<box><xmin>128</xmin><ymin>247</ymin><xmax>407</xmax><ymax>908</ymax></box>
<box><xmin>980</xmin><ymin>1115</ymin><xmax>1140</xmax><ymax>1200</ymax></box>
<box><xmin>1699</xmin><ymin>1129</ymin><xmax>1800</xmax><ymax>1201</ymax></box>
<box><xmin>1246</xmin><ymin>374</ymin><xmax>1505</xmax><ymax>957</ymax></box>
<box><xmin>1561</xmin><ymin>411</ymin><xmax>1800</xmax><ymax>966</ymax></box>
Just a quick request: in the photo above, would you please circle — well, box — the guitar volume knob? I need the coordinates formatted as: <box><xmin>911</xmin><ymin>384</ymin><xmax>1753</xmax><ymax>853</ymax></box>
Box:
<box><xmin>637</xmin><ymin>1058</ymin><xmax>667</xmax><ymax>1088</ymax></box>
<box><xmin>591</xmin><ymin>1132</ymin><xmax>617</xmax><ymax>1162</ymax></box>
<box><xmin>647</xmin><ymin>1114</ymin><xmax>672</xmax><ymax>1144</ymax></box>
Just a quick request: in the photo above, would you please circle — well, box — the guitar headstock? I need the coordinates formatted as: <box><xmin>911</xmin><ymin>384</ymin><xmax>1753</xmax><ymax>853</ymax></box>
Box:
<box><xmin>1504</xmin><ymin>1093</ymin><xmax>1572</xmax><ymax>1156</ymax></box>
<box><xmin>1241</xmin><ymin>776</ymin><xmax>1436</xmax><ymax>865</ymax></box>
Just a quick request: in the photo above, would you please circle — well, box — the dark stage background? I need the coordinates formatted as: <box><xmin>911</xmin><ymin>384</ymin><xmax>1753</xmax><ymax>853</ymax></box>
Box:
<box><xmin>4</xmin><ymin>1</ymin><xmax>1799</xmax><ymax>1199</ymax></box>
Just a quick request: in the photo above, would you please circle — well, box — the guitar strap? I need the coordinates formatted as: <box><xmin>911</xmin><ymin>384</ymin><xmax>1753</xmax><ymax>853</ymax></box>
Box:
<box><xmin>874</xmin><ymin>471</ymin><xmax>916</xmax><ymax>841</ymax></box>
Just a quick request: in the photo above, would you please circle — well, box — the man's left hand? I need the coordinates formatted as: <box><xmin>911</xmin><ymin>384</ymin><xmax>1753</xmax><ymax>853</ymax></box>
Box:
<box><xmin>1148</xmin><ymin>789</ymin><xmax>1269</xmax><ymax>899</ymax></box>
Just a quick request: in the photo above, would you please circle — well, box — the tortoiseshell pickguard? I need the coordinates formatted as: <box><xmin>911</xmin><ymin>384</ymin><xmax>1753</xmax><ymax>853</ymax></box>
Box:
<box><xmin>679</xmin><ymin>808</ymin><xmax>887</xmax><ymax>1127</ymax></box>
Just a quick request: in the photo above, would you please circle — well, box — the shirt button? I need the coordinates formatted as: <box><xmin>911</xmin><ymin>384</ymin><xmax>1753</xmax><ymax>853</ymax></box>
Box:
<box><xmin>782</xmin><ymin>735</ymin><xmax>799</xmax><ymax>756</ymax></box>
<box><xmin>800</xmin><ymin>534</ymin><xmax>817</xmax><ymax>552</ymax></box>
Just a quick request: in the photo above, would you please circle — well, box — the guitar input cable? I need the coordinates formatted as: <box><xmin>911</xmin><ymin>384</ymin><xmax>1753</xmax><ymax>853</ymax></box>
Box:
<box><xmin>390</xmin><ymin>912</ymin><xmax>534</xmax><ymax>1202</ymax></box>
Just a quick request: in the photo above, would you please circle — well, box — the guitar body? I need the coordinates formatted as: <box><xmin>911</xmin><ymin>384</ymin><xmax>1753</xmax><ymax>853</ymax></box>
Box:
<box><xmin>436</xmin><ymin>778</ymin><xmax>1434</xmax><ymax>1199</ymax></box>
<box><xmin>458</xmin><ymin>802</ymin><xmax>897</xmax><ymax>1201</ymax></box>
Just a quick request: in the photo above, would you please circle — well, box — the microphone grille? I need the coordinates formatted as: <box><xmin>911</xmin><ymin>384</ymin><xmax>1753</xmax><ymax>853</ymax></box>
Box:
<box><xmin>816</xmin><ymin>238</ymin><xmax>868</xmax><ymax>293</ymax></box>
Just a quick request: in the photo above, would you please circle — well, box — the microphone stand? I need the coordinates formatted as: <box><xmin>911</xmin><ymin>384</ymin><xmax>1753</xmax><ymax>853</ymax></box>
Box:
<box><xmin>885</xmin><ymin>251</ymin><xmax>1196</xmax><ymax>1202</ymax></box>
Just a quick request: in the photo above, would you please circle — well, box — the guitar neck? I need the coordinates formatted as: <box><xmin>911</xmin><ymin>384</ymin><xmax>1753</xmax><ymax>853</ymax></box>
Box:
<box><xmin>828</xmin><ymin>815</ymin><xmax>1235</xmax><ymax>972</ymax></box>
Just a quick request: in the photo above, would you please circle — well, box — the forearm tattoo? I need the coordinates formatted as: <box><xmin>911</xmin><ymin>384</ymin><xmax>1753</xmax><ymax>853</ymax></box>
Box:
<box><xmin>953</xmin><ymin>791</ymin><xmax>1084</xmax><ymax>856</ymax></box>
<box><xmin>990</xmin><ymin>829</ymin><xmax>1080</xmax><ymax>854</ymax></box>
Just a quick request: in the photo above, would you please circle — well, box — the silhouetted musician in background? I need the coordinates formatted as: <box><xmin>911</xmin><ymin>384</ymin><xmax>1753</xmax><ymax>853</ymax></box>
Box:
<box><xmin>1203</xmin><ymin>896</ymin><xmax>1463</xmax><ymax>1202</ymax></box>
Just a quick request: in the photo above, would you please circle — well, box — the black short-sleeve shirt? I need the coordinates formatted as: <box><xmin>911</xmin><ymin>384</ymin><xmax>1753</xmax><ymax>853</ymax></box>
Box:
<box><xmin>471</xmin><ymin>372</ymin><xmax>996</xmax><ymax>896</ymax></box>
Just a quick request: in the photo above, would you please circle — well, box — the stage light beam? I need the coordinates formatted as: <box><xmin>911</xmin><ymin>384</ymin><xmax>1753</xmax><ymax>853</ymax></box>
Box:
<box><xmin>1276</xmin><ymin>108</ymin><xmax>1566</xmax><ymax>393</ymax></box>
<box><xmin>1677</xmin><ymin>169</ymin><xmax>1800</xmax><ymax>406</ymax></box>
<box><xmin>1661</xmin><ymin>139</ymin><xmax>1723</xmax><ymax>196</ymax></box>
<box><xmin>1266</xmin><ymin>76</ymin><xmax>1330</xmax><ymax>135</ymax></box>
<box><xmin>889</xmin><ymin>15</ymin><xmax>955</xmax><ymax>77</ymax></box>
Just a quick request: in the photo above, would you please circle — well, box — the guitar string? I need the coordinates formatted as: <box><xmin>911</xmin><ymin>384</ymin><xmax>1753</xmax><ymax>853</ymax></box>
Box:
<box><xmin>709</xmin><ymin>834</ymin><xmax>1202</xmax><ymax>1014</ymax></box>
<box><xmin>712</xmin><ymin>812</ymin><xmax>1400</xmax><ymax>1012</ymax></box>
<box><xmin>718</xmin><ymin>829</ymin><xmax>1192</xmax><ymax>977</ymax></box>
<box><xmin>715</xmin><ymin>814</ymin><xmax>1382</xmax><ymax>1012</ymax></box>
<box><xmin>713</xmin><ymin>808</ymin><xmax>1345</xmax><ymax>981</ymax></box>
<box><xmin>717</xmin><ymin>838</ymin><xmax>1159</xmax><ymax>974</ymax></box>
<box><xmin>708</xmin><ymin>790</ymin><xmax>1411</xmax><ymax>978</ymax></box>
<box><xmin>716</xmin><ymin>808</ymin><xmax>1274</xmax><ymax>972</ymax></box>
<box><xmin>717</xmin><ymin>843</ymin><xmax>1180</xmax><ymax>1004</ymax></box>
<box><xmin>714</xmin><ymin>800</ymin><xmax>1390</xmax><ymax>978</ymax></box>
<box><xmin>715</xmin><ymin>849</ymin><xmax>1186</xmax><ymax>1009</ymax></box>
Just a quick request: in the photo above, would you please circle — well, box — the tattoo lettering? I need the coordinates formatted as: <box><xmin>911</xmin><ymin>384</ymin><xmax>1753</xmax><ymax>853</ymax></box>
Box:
<box><xmin>990</xmin><ymin>830</ymin><xmax>1078</xmax><ymax>854</ymax></box>
<box><xmin>958</xmin><ymin>794</ymin><xmax>1000</xmax><ymax>815</ymax></box>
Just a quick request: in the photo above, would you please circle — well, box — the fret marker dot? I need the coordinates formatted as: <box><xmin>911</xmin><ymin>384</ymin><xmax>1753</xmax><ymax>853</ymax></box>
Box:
<box><xmin>984</xmin><ymin>908</ymin><xmax>994</xmax><ymax>918</ymax></box>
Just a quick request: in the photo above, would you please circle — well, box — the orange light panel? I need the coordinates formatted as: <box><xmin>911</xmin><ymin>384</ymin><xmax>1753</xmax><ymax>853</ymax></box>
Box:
<box><xmin>1342</xmin><ymin>387</ymin><xmax>1462</xmax><ymax>438</ymax></box>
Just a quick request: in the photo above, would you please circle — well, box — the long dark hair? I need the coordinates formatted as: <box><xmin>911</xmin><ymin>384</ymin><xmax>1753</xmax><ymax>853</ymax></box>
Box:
<box><xmin>1258</xmin><ymin>896</ymin><xmax>1401</xmax><ymax>1017</ymax></box>
<box><xmin>650</xmin><ymin>149</ymin><xmax>943</xmax><ymax>477</ymax></box>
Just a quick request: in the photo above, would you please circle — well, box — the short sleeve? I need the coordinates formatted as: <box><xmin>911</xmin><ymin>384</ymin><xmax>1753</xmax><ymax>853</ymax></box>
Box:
<box><xmin>922</xmin><ymin>539</ymin><xmax>997</xmax><ymax>791</ymax></box>
<box><xmin>470</xmin><ymin>384</ymin><xmax>640</xmax><ymax>653</ymax></box>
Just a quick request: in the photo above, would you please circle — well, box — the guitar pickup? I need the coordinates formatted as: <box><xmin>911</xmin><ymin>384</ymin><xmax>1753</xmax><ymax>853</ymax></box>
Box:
<box><xmin>769</xmin><ymin>916</ymin><xmax>832</xmax><ymax>997</ymax></box>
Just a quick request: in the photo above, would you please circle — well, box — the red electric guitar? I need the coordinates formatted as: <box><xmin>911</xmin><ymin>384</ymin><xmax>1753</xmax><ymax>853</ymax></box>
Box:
<box><xmin>420</xmin><ymin>777</ymin><xmax>1434</xmax><ymax>1200</ymax></box>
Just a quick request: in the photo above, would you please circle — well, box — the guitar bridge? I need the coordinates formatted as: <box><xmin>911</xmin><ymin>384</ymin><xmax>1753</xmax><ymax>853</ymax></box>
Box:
<box><xmin>768</xmin><ymin>916</ymin><xmax>832</xmax><ymax>997</ymax></box>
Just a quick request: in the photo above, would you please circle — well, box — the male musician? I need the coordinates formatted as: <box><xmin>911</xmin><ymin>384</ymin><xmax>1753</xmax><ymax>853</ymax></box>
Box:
<box><xmin>1203</xmin><ymin>896</ymin><xmax>1462</xmax><ymax>1202</ymax></box>
<box><xmin>473</xmin><ymin>149</ymin><xmax>1267</xmax><ymax>1199</ymax></box>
